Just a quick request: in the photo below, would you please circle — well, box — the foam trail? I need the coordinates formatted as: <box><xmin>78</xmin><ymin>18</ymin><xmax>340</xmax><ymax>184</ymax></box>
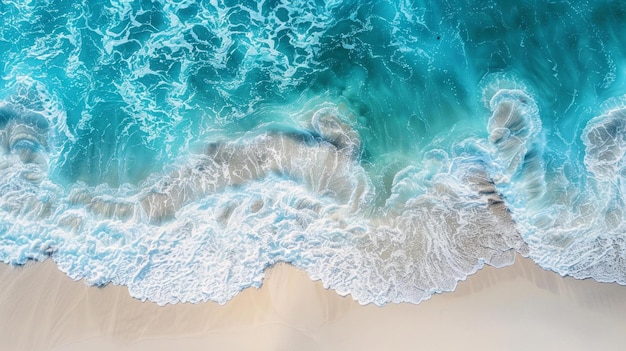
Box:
<box><xmin>73</xmin><ymin>107</ymin><xmax>371</xmax><ymax>223</ymax></box>
<box><xmin>0</xmin><ymin>103</ymin><xmax>52</xmax><ymax>219</ymax></box>
<box><xmin>583</xmin><ymin>108</ymin><xmax>626</xmax><ymax>186</ymax></box>
<box><xmin>486</xmin><ymin>89</ymin><xmax>546</xmax><ymax>205</ymax></box>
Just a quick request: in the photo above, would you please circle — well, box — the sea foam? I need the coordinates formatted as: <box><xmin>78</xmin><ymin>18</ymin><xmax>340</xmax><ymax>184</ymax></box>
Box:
<box><xmin>0</xmin><ymin>97</ymin><xmax>527</xmax><ymax>305</ymax></box>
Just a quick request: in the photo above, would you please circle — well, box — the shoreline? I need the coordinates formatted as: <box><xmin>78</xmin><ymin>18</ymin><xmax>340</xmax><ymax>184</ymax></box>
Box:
<box><xmin>1</xmin><ymin>255</ymin><xmax>625</xmax><ymax>350</ymax></box>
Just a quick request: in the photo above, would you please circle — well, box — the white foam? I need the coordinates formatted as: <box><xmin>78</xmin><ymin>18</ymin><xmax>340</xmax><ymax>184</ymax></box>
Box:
<box><xmin>0</xmin><ymin>100</ymin><xmax>529</xmax><ymax>306</ymax></box>
<box><xmin>582</xmin><ymin>108</ymin><xmax>626</xmax><ymax>184</ymax></box>
<box><xmin>482</xmin><ymin>85</ymin><xmax>626</xmax><ymax>286</ymax></box>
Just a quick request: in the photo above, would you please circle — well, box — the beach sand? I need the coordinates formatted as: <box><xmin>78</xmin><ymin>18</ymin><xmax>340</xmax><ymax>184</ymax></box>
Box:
<box><xmin>1</xmin><ymin>255</ymin><xmax>625</xmax><ymax>351</ymax></box>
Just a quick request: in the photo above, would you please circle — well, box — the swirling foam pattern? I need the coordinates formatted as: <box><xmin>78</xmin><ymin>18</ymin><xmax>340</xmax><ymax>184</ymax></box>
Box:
<box><xmin>0</xmin><ymin>0</ymin><xmax>624</xmax><ymax>305</ymax></box>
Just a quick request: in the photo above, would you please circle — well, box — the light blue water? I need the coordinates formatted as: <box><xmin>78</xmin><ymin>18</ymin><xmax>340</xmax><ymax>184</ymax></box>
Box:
<box><xmin>0</xmin><ymin>0</ymin><xmax>624</xmax><ymax>305</ymax></box>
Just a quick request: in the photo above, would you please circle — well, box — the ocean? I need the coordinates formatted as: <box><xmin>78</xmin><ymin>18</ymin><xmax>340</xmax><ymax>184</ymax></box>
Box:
<box><xmin>0</xmin><ymin>0</ymin><xmax>624</xmax><ymax>305</ymax></box>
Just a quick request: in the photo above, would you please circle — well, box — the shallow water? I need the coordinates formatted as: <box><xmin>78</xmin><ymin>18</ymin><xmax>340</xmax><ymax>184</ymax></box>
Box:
<box><xmin>0</xmin><ymin>0</ymin><xmax>624</xmax><ymax>305</ymax></box>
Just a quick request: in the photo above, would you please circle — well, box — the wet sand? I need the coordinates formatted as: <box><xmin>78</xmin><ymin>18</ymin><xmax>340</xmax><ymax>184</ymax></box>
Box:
<box><xmin>1</xmin><ymin>255</ymin><xmax>625</xmax><ymax>351</ymax></box>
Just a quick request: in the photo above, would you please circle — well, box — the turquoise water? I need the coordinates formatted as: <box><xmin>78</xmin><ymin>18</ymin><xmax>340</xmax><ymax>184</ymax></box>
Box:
<box><xmin>0</xmin><ymin>0</ymin><xmax>624</xmax><ymax>305</ymax></box>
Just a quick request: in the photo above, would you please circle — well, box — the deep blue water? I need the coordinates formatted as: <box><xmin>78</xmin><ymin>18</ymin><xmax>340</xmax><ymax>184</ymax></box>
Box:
<box><xmin>0</xmin><ymin>0</ymin><xmax>624</xmax><ymax>305</ymax></box>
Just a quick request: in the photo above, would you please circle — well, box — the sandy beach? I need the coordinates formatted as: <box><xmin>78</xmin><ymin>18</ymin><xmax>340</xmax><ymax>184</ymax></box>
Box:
<box><xmin>1</xmin><ymin>255</ymin><xmax>625</xmax><ymax>351</ymax></box>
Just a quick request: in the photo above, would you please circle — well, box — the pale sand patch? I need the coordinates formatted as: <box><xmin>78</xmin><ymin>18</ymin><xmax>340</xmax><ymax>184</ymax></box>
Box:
<box><xmin>1</xmin><ymin>255</ymin><xmax>625</xmax><ymax>351</ymax></box>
